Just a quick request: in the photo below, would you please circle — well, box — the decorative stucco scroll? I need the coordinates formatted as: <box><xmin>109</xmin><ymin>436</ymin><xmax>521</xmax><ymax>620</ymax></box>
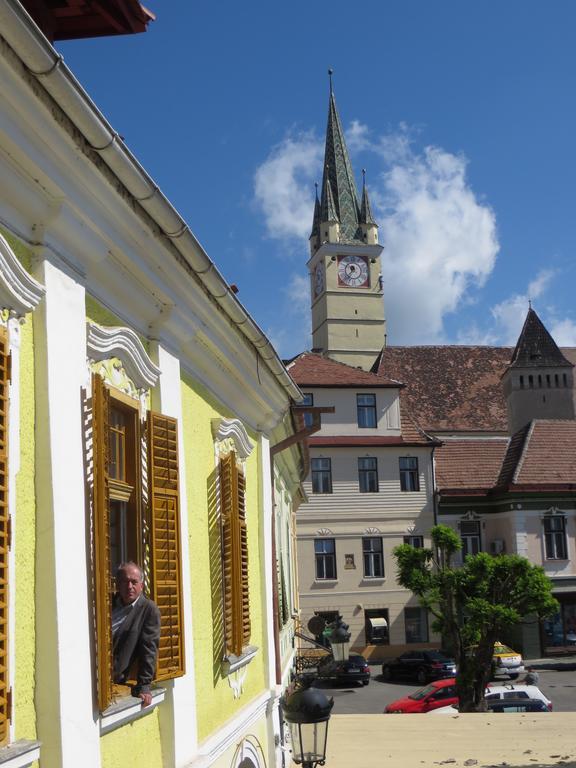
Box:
<box><xmin>316</xmin><ymin>528</ymin><xmax>333</xmax><ymax>537</ymax></box>
<box><xmin>0</xmin><ymin>232</ymin><xmax>45</xmax><ymax>318</ymax></box>
<box><xmin>86</xmin><ymin>322</ymin><xmax>161</xmax><ymax>391</ymax></box>
<box><xmin>211</xmin><ymin>418</ymin><xmax>254</xmax><ymax>459</ymax></box>
<box><xmin>365</xmin><ymin>527</ymin><xmax>381</xmax><ymax>535</ymax></box>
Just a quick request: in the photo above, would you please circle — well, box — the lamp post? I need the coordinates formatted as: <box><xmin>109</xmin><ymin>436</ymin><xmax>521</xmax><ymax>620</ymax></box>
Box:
<box><xmin>281</xmin><ymin>679</ymin><xmax>334</xmax><ymax>768</ymax></box>
<box><xmin>329</xmin><ymin>614</ymin><xmax>351</xmax><ymax>663</ymax></box>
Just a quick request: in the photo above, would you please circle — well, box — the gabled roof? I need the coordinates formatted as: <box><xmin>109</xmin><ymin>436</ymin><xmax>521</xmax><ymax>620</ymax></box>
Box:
<box><xmin>508</xmin><ymin>307</ymin><xmax>574</xmax><ymax>370</ymax></box>
<box><xmin>435</xmin><ymin>438</ymin><xmax>509</xmax><ymax>492</ymax></box>
<box><xmin>287</xmin><ymin>351</ymin><xmax>402</xmax><ymax>388</ymax></box>
<box><xmin>375</xmin><ymin>345</ymin><xmax>576</xmax><ymax>433</ymax></box>
<box><xmin>501</xmin><ymin>420</ymin><xmax>576</xmax><ymax>487</ymax></box>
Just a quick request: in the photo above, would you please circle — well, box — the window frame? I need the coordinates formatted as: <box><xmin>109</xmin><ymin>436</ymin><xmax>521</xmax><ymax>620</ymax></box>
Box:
<box><xmin>356</xmin><ymin>393</ymin><xmax>377</xmax><ymax>428</ymax></box>
<box><xmin>543</xmin><ymin>515</ymin><xmax>568</xmax><ymax>560</ymax></box>
<box><xmin>362</xmin><ymin>536</ymin><xmax>384</xmax><ymax>578</ymax></box>
<box><xmin>460</xmin><ymin>520</ymin><xmax>481</xmax><ymax>558</ymax></box>
<box><xmin>314</xmin><ymin>538</ymin><xmax>337</xmax><ymax>580</ymax></box>
<box><xmin>399</xmin><ymin>456</ymin><xmax>420</xmax><ymax>492</ymax></box>
<box><xmin>91</xmin><ymin>372</ymin><xmax>185</xmax><ymax>712</ymax></box>
<box><xmin>403</xmin><ymin>535</ymin><xmax>424</xmax><ymax>548</ymax></box>
<box><xmin>358</xmin><ymin>456</ymin><xmax>378</xmax><ymax>493</ymax></box>
<box><xmin>302</xmin><ymin>392</ymin><xmax>314</xmax><ymax>429</ymax></box>
<box><xmin>364</xmin><ymin>609</ymin><xmax>389</xmax><ymax>645</ymax></box>
<box><xmin>311</xmin><ymin>457</ymin><xmax>332</xmax><ymax>494</ymax></box>
<box><xmin>404</xmin><ymin>607</ymin><xmax>429</xmax><ymax>644</ymax></box>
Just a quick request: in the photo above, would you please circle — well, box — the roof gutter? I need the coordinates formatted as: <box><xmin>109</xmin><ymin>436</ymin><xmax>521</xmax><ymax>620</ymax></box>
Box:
<box><xmin>0</xmin><ymin>0</ymin><xmax>302</xmax><ymax>404</ymax></box>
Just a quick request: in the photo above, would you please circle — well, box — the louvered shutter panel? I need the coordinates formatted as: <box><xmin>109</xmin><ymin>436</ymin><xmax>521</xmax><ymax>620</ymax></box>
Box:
<box><xmin>0</xmin><ymin>329</ymin><xmax>10</xmax><ymax>743</ymax></box>
<box><xmin>92</xmin><ymin>373</ymin><xmax>114</xmax><ymax>711</ymax></box>
<box><xmin>220</xmin><ymin>453</ymin><xmax>235</xmax><ymax>655</ymax></box>
<box><xmin>237</xmin><ymin>471</ymin><xmax>250</xmax><ymax>648</ymax></box>
<box><xmin>220</xmin><ymin>452</ymin><xmax>249</xmax><ymax>657</ymax></box>
<box><xmin>148</xmin><ymin>412</ymin><xmax>185</xmax><ymax>680</ymax></box>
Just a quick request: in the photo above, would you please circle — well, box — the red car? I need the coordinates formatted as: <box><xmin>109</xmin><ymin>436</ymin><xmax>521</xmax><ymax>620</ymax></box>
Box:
<box><xmin>384</xmin><ymin>677</ymin><xmax>457</xmax><ymax>713</ymax></box>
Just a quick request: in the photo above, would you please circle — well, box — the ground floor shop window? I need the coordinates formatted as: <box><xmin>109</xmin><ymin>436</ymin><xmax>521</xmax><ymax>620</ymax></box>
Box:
<box><xmin>405</xmin><ymin>607</ymin><xmax>429</xmax><ymax>643</ymax></box>
<box><xmin>364</xmin><ymin>609</ymin><xmax>389</xmax><ymax>645</ymax></box>
<box><xmin>543</xmin><ymin>601</ymin><xmax>576</xmax><ymax>652</ymax></box>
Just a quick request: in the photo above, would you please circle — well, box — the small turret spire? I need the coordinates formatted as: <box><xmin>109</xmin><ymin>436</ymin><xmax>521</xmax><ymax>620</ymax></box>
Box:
<box><xmin>359</xmin><ymin>168</ymin><xmax>376</xmax><ymax>226</ymax></box>
<box><xmin>310</xmin><ymin>182</ymin><xmax>321</xmax><ymax>242</ymax></box>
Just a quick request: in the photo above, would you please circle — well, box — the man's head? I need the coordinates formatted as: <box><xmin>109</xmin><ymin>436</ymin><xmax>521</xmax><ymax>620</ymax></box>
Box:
<box><xmin>116</xmin><ymin>562</ymin><xmax>144</xmax><ymax>606</ymax></box>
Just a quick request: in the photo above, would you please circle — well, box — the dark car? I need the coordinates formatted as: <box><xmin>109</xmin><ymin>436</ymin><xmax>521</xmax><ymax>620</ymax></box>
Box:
<box><xmin>382</xmin><ymin>650</ymin><xmax>456</xmax><ymax>685</ymax></box>
<box><xmin>486</xmin><ymin>698</ymin><xmax>549</xmax><ymax>713</ymax></box>
<box><xmin>313</xmin><ymin>653</ymin><xmax>371</xmax><ymax>686</ymax></box>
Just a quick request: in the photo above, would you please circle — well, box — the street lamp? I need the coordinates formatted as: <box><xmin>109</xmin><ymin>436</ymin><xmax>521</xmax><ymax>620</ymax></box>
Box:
<box><xmin>329</xmin><ymin>614</ymin><xmax>351</xmax><ymax>663</ymax></box>
<box><xmin>282</xmin><ymin>679</ymin><xmax>334</xmax><ymax>768</ymax></box>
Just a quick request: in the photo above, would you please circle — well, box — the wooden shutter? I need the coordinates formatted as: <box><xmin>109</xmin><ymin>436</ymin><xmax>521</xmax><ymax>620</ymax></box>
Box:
<box><xmin>92</xmin><ymin>373</ymin><xmax>114</xmax><ymax>711</ymax></box>
<box><xmin>148</xmin><ymin>412</ymin><xmax>185</xmax><ymax>680</ymax></box>
<box><xmin>0</xmin><ymin>329</ymin><xmax>10</xmax><ymax>743</ymax></box>
<box><xmin>220</xmin><ymin>452</ymin><xmax>250</xmax><ymax>657</ymax></box>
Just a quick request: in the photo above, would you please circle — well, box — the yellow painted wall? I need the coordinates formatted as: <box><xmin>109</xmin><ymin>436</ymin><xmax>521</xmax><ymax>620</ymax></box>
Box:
<box><xmin>101</xmin><ymin>710</ymin><xmax>163</xmax><ymax>768</ymax></box>
<box><xmin>0</xmin><ymin>228</ymin><xmax>39</xmax><ymax>741</ymax></box>
<box><xmin>85</xmin><ymin>295</ymin><xmax>148</xmax><ymax>350</ymax></box>
<box><xmin>181</xmin><ymin>373</ymin><xmax>267</xmax><ymax>743</ymax></box>
<box><xmin>14</xmin><ymin>315</ymin><xmax>37</xmax><ymax>740</ymax></box>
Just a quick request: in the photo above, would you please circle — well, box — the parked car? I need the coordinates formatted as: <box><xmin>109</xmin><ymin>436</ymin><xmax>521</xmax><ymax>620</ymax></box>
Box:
<box><xmin>485</xmin><ymin>683</ymin><xmax>552</xmax><ymax>710</ymax></box>
<box><xmin>429</xmin><ymin>683</ymin><xmax>553</xmax><ymax>714</ymax></box>
<box><xmin>385</xmin><ymin>678</ymin><xmax>458</xmax><ymax>713</ymax></box>
<box><xmin>382</xmin><ymin>650</ymin><xmax>456</xmax><ymax>684</ymax></box>
<box><xmin>486</xmin><ymin>698</ymin><xmax>549</xmax><ymax>713</ymax></box>
<box><xmin>312</xmin><ymin>653</ymin><xmax>371</xmax><ymax>686</ymax></box>
<box><xmin>491</xmin><ymin>642</ymin><xmax>524</xmax><ymax>680</ymax></box>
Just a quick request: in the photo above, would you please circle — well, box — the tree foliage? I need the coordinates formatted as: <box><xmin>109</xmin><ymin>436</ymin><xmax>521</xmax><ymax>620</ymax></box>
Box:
<box><xmin>394</xmin><ymin>525</ymin><xmax>558</xmax><ymax>711</ymax></box>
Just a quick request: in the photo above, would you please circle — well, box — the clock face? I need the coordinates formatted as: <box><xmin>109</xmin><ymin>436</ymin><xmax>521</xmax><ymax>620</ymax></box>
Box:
<box><xmin>314</xmin><ymin>263</ymin><xmax>325</xmax><ymax>297</ymax></box>
<box><xmin>337</xmin><ymin>255</ymin><xmax>369</xmax><ymax>288</ymax></box>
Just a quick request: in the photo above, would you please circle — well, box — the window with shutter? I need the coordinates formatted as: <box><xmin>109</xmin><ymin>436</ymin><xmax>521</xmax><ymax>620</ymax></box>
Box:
<box><xmin>0</xmin><ymin>328</ymin><xmax>10</xmax><ymax>744</ymax></box>
<box><xmin>148</xmin><ymin>412</ymin><xmax>185</xmax><ymax>679</ymax></box>
<box><xmin>91</xmin><ymin>373</ymin><xmax>185</xmax><ymax>710</ymax></box>
<box><xmin>220</xmin><ymin>451</ymin><xmax>250</xmax><ymax>658</ymax></box>
<box><xmin>92</xmin><ymin>373</ymin><xmax>114</xmax><ymax>711</ymax></box>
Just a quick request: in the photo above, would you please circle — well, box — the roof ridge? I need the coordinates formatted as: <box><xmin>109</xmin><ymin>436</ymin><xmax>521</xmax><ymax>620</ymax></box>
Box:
<box><xmin>512</xmin><ymin>420</ymin><xmax>535</xmax><ymax>484</ymax></box>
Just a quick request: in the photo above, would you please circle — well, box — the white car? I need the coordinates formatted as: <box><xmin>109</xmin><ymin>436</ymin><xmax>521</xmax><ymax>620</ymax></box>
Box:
<box><xmin>429</xmin><ymin>683</ymin><xmax>552</xmax><ymax>713</ymax></box>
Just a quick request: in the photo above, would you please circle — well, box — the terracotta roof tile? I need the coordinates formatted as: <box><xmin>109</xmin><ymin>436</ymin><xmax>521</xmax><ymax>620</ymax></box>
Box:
<box><xmin>435</xmin><ymin>439</ymin><xmax>509</xmax><ymax>491</ymax></box>
<box><xmin>375</xmin><ymin>346</ymin><xmax>576</xmax><ymax>432</ymax></box>
<box><xmin>513</xmin><ymin>420</ymin><xmax>576</xmax><ymax>486</ymax></box>
<box><xmin>287</xmin><ymin>351</ymin><xmax>401</xmax><ymax>388</ymax></box>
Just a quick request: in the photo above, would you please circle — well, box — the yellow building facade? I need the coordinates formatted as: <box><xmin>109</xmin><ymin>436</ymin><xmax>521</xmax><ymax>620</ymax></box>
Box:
<box><xmin>0</xmin><ymin>4</ymin><xmax>305</xmax><ymax>767</ymax></box>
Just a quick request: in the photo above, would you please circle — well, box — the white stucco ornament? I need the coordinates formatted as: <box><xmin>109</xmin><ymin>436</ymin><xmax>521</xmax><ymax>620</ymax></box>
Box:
<box><xmin>86</xmin><ymin>322</ymin><xmax>161</xmax><ymax>391</ymax></box>
<box><xmin>211</xmin><ymin>418</ymin><xmax>254</xmax><ymax>459</ymax></box>
<box><xmin>0</xmin><ymin>232</ymin><xmax>45</xmax><ymax>318</ymax></box>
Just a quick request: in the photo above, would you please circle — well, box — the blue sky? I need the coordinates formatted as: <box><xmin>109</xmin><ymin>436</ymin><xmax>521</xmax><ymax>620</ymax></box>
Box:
<box><xmin>59</xmin><ymin>1</ymin><xmax>576</xmax><ymax>358</ymax></box>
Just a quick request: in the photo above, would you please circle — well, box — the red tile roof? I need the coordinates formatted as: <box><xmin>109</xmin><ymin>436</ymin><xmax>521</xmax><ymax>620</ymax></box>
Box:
<box><xmin>435</xmin><ymin>439</ymin><xmax>509</xmax><ymax>492</ymax></box>
<box><xmin>375</xmin><ymin>346</ymin><xmax>576</xmax><ymax>433</ymax></box>
<box><xmin>511</xmin><ymin>420</ymin><xmax>576</xmax><ymax>487</ymax></box>
<box><xmin>287</xmin><ymin>352</ymin><xmax>402</xmax><ymax>388</ymax></box>
<box><xmin>437</xmin><ymin>421</ymin><xmax>576</xmax><ymax>495</ymax></box>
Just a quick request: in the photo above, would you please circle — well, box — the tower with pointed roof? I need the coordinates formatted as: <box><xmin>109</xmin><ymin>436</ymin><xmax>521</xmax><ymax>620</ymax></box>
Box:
<box><xmin>308</xmin><ymin>74</ymin><xmax>385</xmax><ymax>371</ymax></box>
<box><xmin>502</xmin><ymin>307</ymin><xmax>575</xmax><ymax>434</ymax></box>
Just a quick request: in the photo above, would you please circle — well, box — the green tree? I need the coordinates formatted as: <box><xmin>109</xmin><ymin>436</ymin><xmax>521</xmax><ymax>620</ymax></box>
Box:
<box><xmin>394</xmin><ymin>525</ymin><xmax>558</xmax><ymax>711</ymax></box>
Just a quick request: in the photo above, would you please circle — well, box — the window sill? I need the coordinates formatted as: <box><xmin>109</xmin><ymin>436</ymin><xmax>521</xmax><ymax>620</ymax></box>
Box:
<box><xmin>100</xmin><ymin>687</ymin><xmax>165</xmax><ymax>734</ymax></box>
<box><xmin>0</xmin><ymin>740</ymin><xmax>41</xmax><ymax>768</ymax></box>
<box><xmin>314</xmin><ymin>579</ymin><xmax>338</xmax><ymax>584</ymax></box>
<box><xmin>361</xmin><ymin>577</ymin><xmax>385</xmax><ymax>583</ymax></box>
<box><xmin>222</xmin><ymin>645</ymin><xmax>259</xmax><ymax>675</ymax></box>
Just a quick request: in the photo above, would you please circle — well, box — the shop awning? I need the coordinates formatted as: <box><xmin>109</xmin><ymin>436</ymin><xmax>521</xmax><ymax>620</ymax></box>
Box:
<box><xmin>369</xmin><ymin>617</ymin><xmax>388</xmax><ymax>628</ymax></box>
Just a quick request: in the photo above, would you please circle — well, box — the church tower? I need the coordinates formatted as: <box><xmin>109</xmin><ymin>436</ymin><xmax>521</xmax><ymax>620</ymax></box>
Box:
<box><xmin>308</xmin><ymin>74</ymin><xmax>385</xmax><ymax>371</ymax></box>
<box><xmin>502</xmin><ymin>306</ymin><xmax>575</xmax><ymax>435</ymax></box>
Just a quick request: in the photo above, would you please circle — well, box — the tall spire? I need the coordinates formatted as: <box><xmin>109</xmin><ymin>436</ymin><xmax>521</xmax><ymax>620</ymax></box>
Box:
<box><xmin>318</xmin><ymin>71</ymin><xmax>362</xmax><ymax>243</ymax></box>
<box><xmin>310</xmin><ymin>182</ymin><xmax>321</xmax><ymax>242</ymax></box>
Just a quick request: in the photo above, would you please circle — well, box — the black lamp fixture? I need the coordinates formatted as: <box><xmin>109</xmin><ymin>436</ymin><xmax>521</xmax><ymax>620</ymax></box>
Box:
<box><xmin>282</xmin><ymin>679</ymin><xmax>334</xmax><ymax>768</ymax></box>
<box><xmin>329</xmin><ymin>614</ymin><xmax>351</xmax><ymax>663</ymax></box>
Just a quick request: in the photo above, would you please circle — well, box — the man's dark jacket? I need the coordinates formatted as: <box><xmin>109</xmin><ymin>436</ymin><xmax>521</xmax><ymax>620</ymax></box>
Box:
<box><xmin>113</xmin><ymin>594</ymin><xmax>161</xmax><ymax>695</ymax></box>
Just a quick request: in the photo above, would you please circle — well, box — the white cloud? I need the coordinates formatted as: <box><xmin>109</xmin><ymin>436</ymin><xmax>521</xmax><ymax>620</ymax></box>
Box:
<box><xmin>549</xmin><ymin>319</ymin><xmax>576</xmax><ymax>346</ymax></box>
<box><xmin>378</xmin><ymin>144</ymin><xmax>499</xmax><ymax>343</ymax></box>
<box><xmin>253</xmin><ymin>132</ymin><xmax>323</xmax><ymax>242</ymax></box>
<box><xmin>253</xmin><ymin>123</ymin><xmax>500</xmax><ymax>346</ymax></box>
<box><xmin>488</xmin><ymin>269</ymin><xmax>560</xmax><ymax>345</ymax></box>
